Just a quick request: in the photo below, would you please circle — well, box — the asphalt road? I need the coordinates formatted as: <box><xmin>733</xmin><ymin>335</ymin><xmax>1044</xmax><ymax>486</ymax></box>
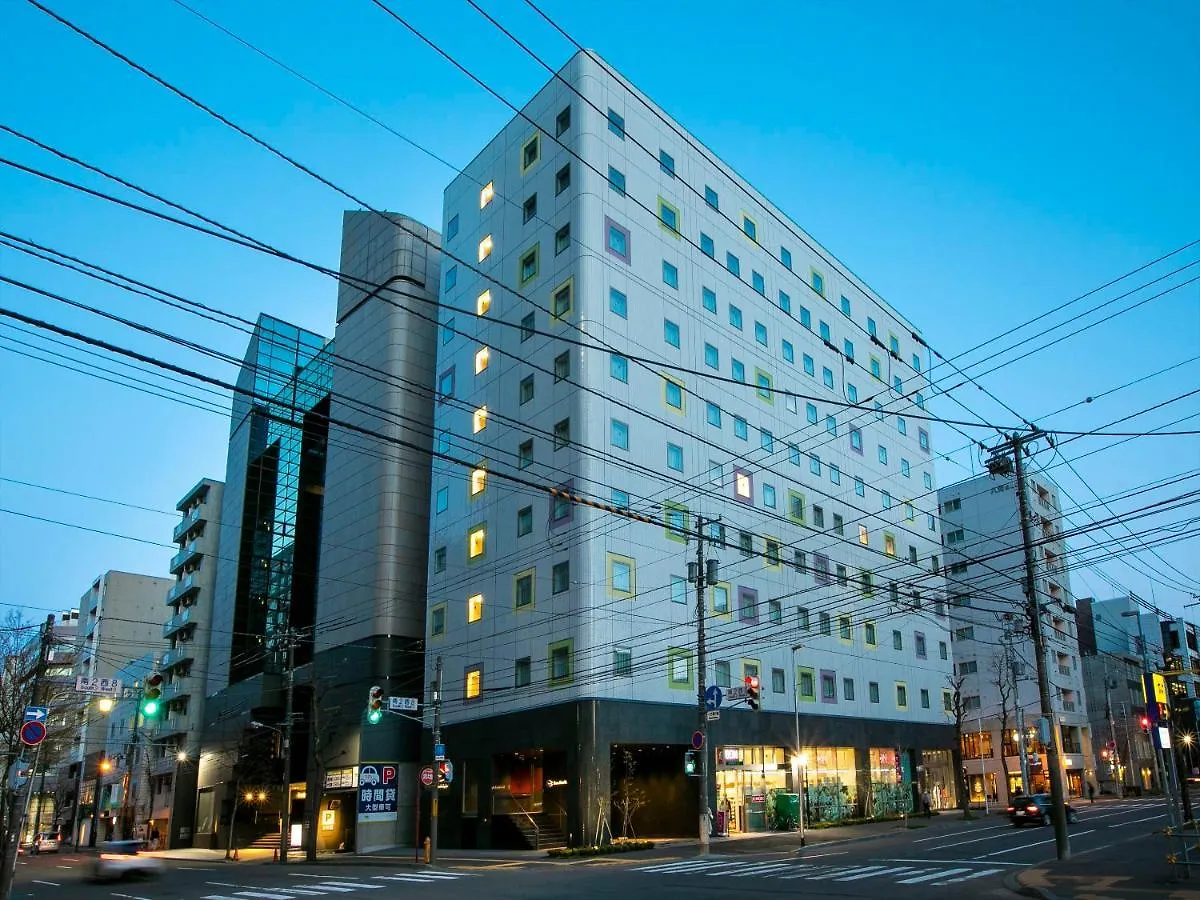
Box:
<box><xmin>10</xmin><ymin>797</ymin><xmax>1172</xmax><ymax>900</ymax></box>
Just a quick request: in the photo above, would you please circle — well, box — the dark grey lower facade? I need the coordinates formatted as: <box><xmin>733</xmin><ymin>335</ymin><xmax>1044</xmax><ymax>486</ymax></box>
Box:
<box><xmin>429</xmin><ymin>699</ymin><xmax>958</xmax><ymax>850</ymax></box>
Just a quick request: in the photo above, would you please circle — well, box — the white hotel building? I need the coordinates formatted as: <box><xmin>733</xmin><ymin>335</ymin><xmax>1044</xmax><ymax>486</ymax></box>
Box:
<box><xmin>425</xmin><ymin>51</ymin><xmax>957</xmax><ymax>848</ymax></box>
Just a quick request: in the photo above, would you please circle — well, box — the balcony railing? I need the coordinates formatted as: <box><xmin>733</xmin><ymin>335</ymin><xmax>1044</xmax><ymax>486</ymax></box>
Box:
<box><xmin>166</xmin><ymin>574</ymin><xmax>199</xmax><ymax>605</ymax></box>
<box><xmin>161</xmin><ymin>644</ymin><xmax>195</xmax><ymax>670</ymax></box>
<box><xmin>162</xmin><ymin>607</ymin><xmax>194</xmax><ymax>638</ymax></box>
<box><xmin>1061</xmin><ymin>700</ymin><xmax>1076</xmax><ymax>712</ymax></box>
<box><xmin>172</xmin><ymin>508</ymin><xmax>204</xmax><ymax>542</ymax></box>
<box><xmin>1058</xmin><ymin>664</ymin><xmax>1072</xmax><ymax>676</ymax></box>
<box><xmin>169</xmin><ymin>542</ymin><xmax>202</xmax><ymax>575</ymax></box>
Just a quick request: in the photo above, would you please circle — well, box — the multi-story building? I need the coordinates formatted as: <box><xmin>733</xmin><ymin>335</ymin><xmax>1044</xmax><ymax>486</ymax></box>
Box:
<box><xmin>938</xmin><ymin>471</ymin><xmax>1095</xmax><ymax>805</ymax></box>
<box><xmin>1076</xmin><ymin>596</ymin><xmax>1162</xmax><ymax>793</ymax></box>
<box><xmin>154</xmin><ymin>477</ymin><xmax>223</xmax><ymax>847</ymax></box>
<box><xmin>198</xmin><ymin>213</ymin><xmax>440</xmax><ymax>854</ymax></box>
<box><xmin>426</xmin><ymin>51</ymin><xmax>956</xmax><ymax>848</ymax></box>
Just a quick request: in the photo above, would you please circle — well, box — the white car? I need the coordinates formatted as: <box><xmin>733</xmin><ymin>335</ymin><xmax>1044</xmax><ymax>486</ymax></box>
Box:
<box><xmin>22</xmin><ymin>833</ymin><xmax>60</xmax><ymax>854</ymax></box>
<box><xmin>92</xmin><ymin>841</ymin><xmax>165</xmax><ymax>881</ymax></box>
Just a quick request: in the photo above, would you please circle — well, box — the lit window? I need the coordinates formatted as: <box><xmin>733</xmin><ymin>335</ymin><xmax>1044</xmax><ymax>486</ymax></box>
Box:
<box><xmin>470</xmin><ymin>467</ymin><xmax>487</xmax><ymax>496</ymax></box>
<box><xmin>476</xmin><ymin>290</ymin><xmax>491</xmax><ymax>316</ymax></box>
<box><xmin>472</xmin><ymin>407</ymin><xmax>488</xmax><ymax>433</ymax></box>
<box><xmin>859</xmin><ymin>525</ymin><xmax>869</xmax><ymax>545</ymax></box>
<box><xmin>479</xmin><ymin>181</ymin><xmax>494</xmax><ymax>208</ymax></box>
<box><xmin>468</xmin><ymin>525</ymin><xmax>486</xmax><ymax>559</ymax></box>
<box><xmin>735</xmin><ymin>470</ymin><xmax>752</xmax><ymax>500</ymax></box>
<box><xmin>477</xmin><ymin>234</ymin><xmax>493</xmax><ymax>262</ymax></box>
<box><xmin>663</xmin><ymin>260</ymin><xmax>679</xmax><ymax>289</ymax></box>
<box><xmin>474</xmin><ymin>346</ymin><xmax>489</xmax><ymax>374</ymax></box>
<box><xmin>884</xmin><ymin>534</ymin><xmax>897</xmax><ymax>556</ymax></box>
<box><xmin>464</xmin><ymin>667</ymin><xmax>481</xmax><ymax>699</ymax></box>
<box><xmin>467</xmin><ymin>593</ymin><xmax>483</xmax><ymax>623</ymax></box>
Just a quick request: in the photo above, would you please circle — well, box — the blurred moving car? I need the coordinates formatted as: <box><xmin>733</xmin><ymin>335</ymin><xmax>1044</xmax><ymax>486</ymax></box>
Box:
<box><xmin>1008</xmin><ymin>793</ymin><xmax>1081</xmax><ymax>826</ymax></box>
<box><xmin>92</xmin><ymin>841</ymin><xmax>164</xmax><ymax>881</ymax></box>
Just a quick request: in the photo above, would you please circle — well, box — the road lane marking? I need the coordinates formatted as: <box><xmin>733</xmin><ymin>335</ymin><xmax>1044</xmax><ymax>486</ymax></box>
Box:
<box><xmin>878</xmin><ymin>857</ymin><xmax>1029</xmax><ymax>867</ymax></box>
<box><xmin>258</xmin><ymin>889</ymin><xmax>330</xmax><ymax>895</ymax></box>
<box><xmin>984</xmin><ymin>829</ymin><xmax>1093</xmax><ymax>856</ymax></box>
<box><xmin>307</xmin><ymin>884</ymin><xmax>382</xmax><ymax>890</ymax></box>
<box><xmin>180</xmin><ymin>866</ymin><xmax>216</xmax><ymax>870</ymax></box>
<box><xmin>1118</xmin><ymin>813</ymin><xmax>1169</xmax><ymax>825</ymax></box>
<box><xmin>55</xmin><ymin>865</ymin><xmax>73</xmax><ymax>869</ymax></box>
<box><xmin>897</xmin><ymin>867</ymin><xmax>971</xmax><ymax>884</ymax></box>
<box><xmin>207</xmin><ymin>883</ymin><xmax>242</xmax><ymax>887</ymax></box>
<box><xmin>835</xmin><ymin>866</ymin><xmax>918</xmax><ymax>881</ymax></box>
<box><xmin>923</xmin><ymin>830</ymin><xmax>1029</xmax><ymax>851</ymax></box>
<box><xmin>111</xmin><ymin>893</ymin><xmax>154</xmax><ymax>900</ymax></box>
<box><xmin>369</xmin><ymin>875</ymin><xmax>438</xmax><ymax>883</ymax></box>
<box><xmin>31</xmin><ymin>881</ymin><xmax>60</xmax><ymax>887</ymax></box>
<box><xmin>290</xmin><ymin>874</ymin><xmax>360</xmax><ymax>879</ymax></box>
<box><xmin>913</xmin><ymin>823</ymin><xmax>1012</xmax><ymax>842</ymax></box>
<box><xmin>794</xmin><ymin>850</ymin><xmax>847</xmax><ymax>859</ymax></box>
<box><xmin>232</xmin><ymin>892</ymin><xmax>299</xmax><ymax>900</ymax></box>
<box><xmin>935</xmin><ymin>867</ymin><xmax>1003</xmax><ymax>884</ymax></box>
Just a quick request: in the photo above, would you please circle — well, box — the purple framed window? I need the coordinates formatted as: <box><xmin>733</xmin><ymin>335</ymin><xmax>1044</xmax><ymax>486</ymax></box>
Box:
<box><xmin>605</xmin><ymin>217</ymin><xmax>631</xmax><ymax>264</ymax></box>
<box><xmin>820</xmin><ymin>669</ymin><xmax>837</xmax><ymax>704</ymax></box>
<box><xmin>813</xmin><ymin>553</ymin><xmax>831</xmax><ymax>585</ymax></box>
<box><xmin>732</xmin><ymin>467</ymin><xmax>754</xmax><ymax>504</ymax></box>
<box><xmin>737</xmin><ymin>587</ymin><xmax>759</xmax><ymax>623</ymax></box>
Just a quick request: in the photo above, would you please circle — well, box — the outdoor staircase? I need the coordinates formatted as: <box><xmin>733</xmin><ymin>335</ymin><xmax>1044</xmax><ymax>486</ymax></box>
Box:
<box><xmin>248</xmin><ymin>832</ymin><xmax>283</xmax><ymax>849</ymax></box>
<box><xmin>505</xmin><ymin>811</ymin><xmax>567</xmax><ymax>850</ymax></box>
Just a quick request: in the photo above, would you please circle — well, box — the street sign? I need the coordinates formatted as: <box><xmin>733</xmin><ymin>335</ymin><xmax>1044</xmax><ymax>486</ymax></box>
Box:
<box><xmin>75</xmin><ymin>676</ymin><xmax>122</xmax><ymax>696</ymax></box>
<box><xmin>388</xmin><ymin>696</ymin><xmax>418</xmax><ymax>712</ymax></box>
<box><xmin>20</xmin><ymin>720</ymin><xmax>47</xmax><ymax>747</ymax></box>
<box><xmin>706</xmin><ymin>710</ymin><xmax>720</xmax><ymax>722</ymax></box>
<box><xmin>24</xmin><ymin>706</ymin><xmax>49</xmax><ymax>722</ymax></box>
<box><xmin>725</xmin><ymin>686</ymin><xmax>748</xmax><ymax>701</ymax></box>
<box><xmin>704</xmin><ymin>685</ymin><xmax>723</xmax><ymax>710</ymax></box>
<box><xmin>358</xmin><ymin>764</ymin><xmax>398</xmax><ymax>822</ymax></box>
<box><xmin>691</xmin><ymin>730</ymin><xmax>704</xmax><ymax>750</ymax></box>
<box><xmin>419</xmin><ymin>766</ymin><xmax>435</xmax><ymax>787</ymax></box>
<box><xmin>434</xmin><ymin>743</ymin><xmax>446</xmax><ymax>761</ymax></box>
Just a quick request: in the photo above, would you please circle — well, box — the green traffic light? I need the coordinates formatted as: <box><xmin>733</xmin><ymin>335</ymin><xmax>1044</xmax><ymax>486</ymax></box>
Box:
<box><xmin>367</xmin><ymin>709</ymin><xmax>382</xmax><ymax>724</ymax></box>
<box><xmin>142</xmin><ymin>700</ymin><xmax>159</xmax><ymax>717</ymax></box>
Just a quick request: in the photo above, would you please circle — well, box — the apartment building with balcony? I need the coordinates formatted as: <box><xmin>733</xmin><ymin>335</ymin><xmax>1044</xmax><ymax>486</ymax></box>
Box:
<box><xmin>938</xmin><ymin>471</ymin><xmax>1096</xmax><ymax>805</ymax></box>
<box><xmin>427</xmin><ymin>50</ymin><xmax>957</xmax><ymax>849</ymax></box>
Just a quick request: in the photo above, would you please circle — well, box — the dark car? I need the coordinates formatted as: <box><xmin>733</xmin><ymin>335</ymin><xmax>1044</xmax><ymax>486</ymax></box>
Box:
<box><xmin>1008</xmin><ymin>792</ymin><xmax>1080</xmax><ymax>826</ymax></box>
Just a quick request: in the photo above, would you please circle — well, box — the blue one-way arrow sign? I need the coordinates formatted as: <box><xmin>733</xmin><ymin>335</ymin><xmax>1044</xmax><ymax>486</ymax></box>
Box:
<box><xmin>704</xmin><ymin>685</ymin><xmax>723</xmax><ymax>711</ymax></box>
<box><xmin>24</xmin><ymin>706</ymin><xmax>49</xmax><ymax>723</ymax></box>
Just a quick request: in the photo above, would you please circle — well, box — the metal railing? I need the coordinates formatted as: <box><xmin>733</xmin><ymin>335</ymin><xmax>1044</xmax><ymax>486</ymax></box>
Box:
<box><xmin>501</xmin><ymin>794</ymin><xmax>540</xmax><ymax>850</ymax></box>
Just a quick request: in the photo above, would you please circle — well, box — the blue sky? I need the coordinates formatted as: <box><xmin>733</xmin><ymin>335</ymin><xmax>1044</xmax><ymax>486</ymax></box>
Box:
<box><xmin>1</xmin><ymin>0</ymin><xmax>1198</xmax><ymax>625</ymax></box>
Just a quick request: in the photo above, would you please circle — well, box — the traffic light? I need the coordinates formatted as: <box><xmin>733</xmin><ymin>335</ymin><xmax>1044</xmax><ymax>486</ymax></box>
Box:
<box><xmin>745</xmin><ymin>675</ymin><xmax>760</xmax><ymax>711</ymax></box>
<box><xmin>141</xmin><ymin>673</ymin><xmax>163</xmax><ymax>717</ymax></box>
<box><xmin>684</xmin><ymin>751</ymin><xmax>697</xmax><ymax>776</ymax></box>
<box><xmin>367</xmin><ymin>685</ymin><xmax>384</xmax><ymax>724</ymax></box>
<box><xmin>1140</xmin><ymin>715</ymin><xmax>1151</xmax><ymax>734</ymax></box>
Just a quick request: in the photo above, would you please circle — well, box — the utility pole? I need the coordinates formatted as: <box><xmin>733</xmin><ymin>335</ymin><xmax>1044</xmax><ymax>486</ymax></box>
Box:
<box><xmin>119</xmin><ymin>681</ymin><xmax>142</xmax><ymax>841</ymax></box>
<box><xmin>430</xmin><ymin>656</ymin><xmax>442</xmax><ymax>863</ymax></box>
<box><xmin>990</xmin><ymin>429</ymin><xmax>1070</xmax><ymax>860</ymax></box>
<box><xmin>279</xmin><ymin>629</ymin><xmax>296</xmax><ymax>864</ymax></box>
<box><xmin>689</xmin><ymin>516</ymin><xmax>719</xmax><ymax>854</ymax></box>
<box><xmin>1004</xmin><ymin>629</ymin><xmax>1031</xmax><ymax>794</ymax></box>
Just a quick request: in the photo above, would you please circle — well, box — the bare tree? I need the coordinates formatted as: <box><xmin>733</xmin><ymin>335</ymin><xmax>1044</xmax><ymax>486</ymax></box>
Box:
<box><xmin>611</xmin><ymin>750</ymin><xmax>647</xmax><ymax>839</ymax></box>
<box><xmin>947</xmin><ymin>673</ymin><xmax>973</xmax><ymax>820</ymax></box>
<box><xmin>993</xmin><ymin>648</ymin><xmax>1015</xmax><ymax>793</ymax></box>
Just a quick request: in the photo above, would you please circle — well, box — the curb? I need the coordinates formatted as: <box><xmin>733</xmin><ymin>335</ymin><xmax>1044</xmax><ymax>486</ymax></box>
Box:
<box><xmin>1004</xmin><ymin>869</ymin><xmax>1066</xmax><ymax>900</ymax></box>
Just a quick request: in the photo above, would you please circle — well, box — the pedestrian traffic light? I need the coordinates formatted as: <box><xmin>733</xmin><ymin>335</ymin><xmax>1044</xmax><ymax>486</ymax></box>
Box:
<box><xmin>684</xmin><ymin>751</ymin><xmax>697</xmax><ymax>776</ymax></box>
<box><xmin>141</xmin><ymin>672</ymin><xmax>163</xmax><ymax>717</ymax></box>
<box><xmin>745</xmin><ymin>675</ymin><xmax>760</xmax><ymax>711</ymax></box>
<box><xmin>1140</xmin><ymin>715</ymin><xmax>1151</xmax><ymax>734</ymax></box>
<box><xmin>367</xmin><ymin>685</ymin><xmax>384</xmax><ymax>724</ymax></box>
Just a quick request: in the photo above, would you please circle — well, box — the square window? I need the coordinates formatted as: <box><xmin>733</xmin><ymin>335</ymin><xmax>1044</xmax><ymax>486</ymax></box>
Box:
<box><xmin>849</xmin><ymin>428</ymin><xmax>863</xmax><ymax>453</ymax></box>
<box><xmin>706</xmin><ymin>402</ymin><xmax>721</xmax><ymax>427</ymax></box>
<box><xmin>607</xmin><ymin>108</ymin><xmax>625</xmax><ymax>137</ymax></box>
<box><xmin>606</xmin><ymin>647</ymin><xmax>632</xmax><ymax>679</ymax></box>
<box><xmin>555</xmin><ymin>105</ymin><xmax>570</xmax><ymax>136</ymax></box>
<box><xmin>714</xmin><ymin>659</ymin><xmax>731</xmax><ymax>686</ymax></box>
<box><xmin>480</xmin><ymin>181</ymin><xmax>494</xmax><ymax>208</ymax></box>
<box><xmin>552</xmin><ymin>560</ymin><xmax>570</xmax><ymax>593</ymax></box>
<box><xmin>605</xmin><ymin>218</ymin><xmax>630</xmax><ymax>263</ymax></box>
<box><xmin>611</xmin><ymin>487</ymin><xmax>629</xmax><ymax>509</ymax></box>
<box><xmin>519</xmin><ymin>245</ymin><xmax>540</xmax><ymax>285</ymax></box>
<box><xmin>752</xmin><ymin>271</ymin><xmax>765</xmax><ymax>295</ymax></box>
<box><xmin>844</xmin><ymin>338</ymin><xmax>855</xmax><ymax>362</ymax></box>
<box><xmin>664</xmin><ymin>319</ymin><xmax>681</xmax><ymax>347</ymax></box>
<box><xmin>704</xmin><ymin>343</ymin><xmax>719</xmax><ymax>369</ymax></box>
<box><xmin>821</xmin><ymin>673</ymin><xmax>837</xmax><ymax>702</ymax></box>
<box><xmin>668</xmin><ymin>649</ymin><xmax>692</xmax><ymax>686</ymax></box>
<box><xmin>867</xmin><ymin>317</ymin><xmax>877</xmax><ymax>337</ymax></box>
<box><xmin>662</xmin><ymin>260</ymin><xmax>679</xmax><ymax>289</ymax></box>
<box><xmin>924</xmin><ymin>472</ymin><xmax>933</xmax><ymax>490</ymax></box>
<box><xmin>729</xmin><ymin>305</ymin><xmax>743</xmax><ymax>330</ymax></box>
<box><xmin>664</xmin><ymin>378</ymin><xmax>683</xmax><ymax>410</ymax></box>
<box><xmin>553</xmin><ymin>418</ymin><xmax>570</xmax><ymax>449</ymax></box>
<box><xmin>609</xmin><ymin>287</ymin><xmax>627</xmax><ymax>318</ymax></box>
<box><xmin>756</xmin><ymin>371</ymin><xmax>772</xmax><ymax>401</ymax></box>
<box><xmin>754</xmin><ymin>321</ymin><xmax>768</xmax><ymax>345</ymax></box>
<box><xmin>468</xmin><ymin>524</ymin><xmax>486</xmax><ymax>559</ymax></box>
<box><xmin>438</xmin><ymin>366</ymin><xmax>456</xmax><ymax>399</ymax></box>
<box><xmin>819</xmin><ymin>612</ymin><xmax>832</xmax><ymax>635</ymax></box>
<box><xmin>896</xmin><ymin>684</ymin><xmax>908</xmax><ymax>708</ymax></box>
<box><xmin>517</xmin><ymin>506</ymin><xmax>533</xmax><ymax>537</ymax></box>
<box><xmin>520</xmin><ymin>312</ymin><xmax>535</xmax><ymax>341</ymax></box>
<box><xmin>839</xmin><ymin>616</ymin><xmax>852</xmax><ymax>641</ymax></box>
<box><xmin>865</xmin><ymin>622</ymin><xmax>877</xmax><ymax>645</ymax></box>
<box><xmin>897</xmin><ymin>416</ymin><xmax>907</xmax><ymax>436</ymax></box>
<box><xmin>893</xmin><ymin>629</ymin><xmax>903</xmax><ymax>651</ymax></box>
<box><xmin>664</xmin><ymin>504</ymin><xmax>689</xmax><ymax>540</ymax></box>
<box><xmin>921</xmin><ymin>689</ymin><xmax>930</xmax><ymax>710</ymax></box>
<box><xmin>919</xmin><ymin>428</ymin><xmax>931</xmax><ymax>452</ymax></box>
<box><xmin>704</xmin><ymin>185</ymin><xmax>719</xmax><ymax>208</ymax></box>
<box><xmin>518</xmin><ymin>439</ymin><xmax>533</xmax><ymax>469</ymax></box>
<box><xmin>833</xmin><ymin>513</ymin><xmax>844</xmax><ymax>535</ymax></box>
<box><xmin>780</xmin><ymin>246</ymin><xmax>792</xmax><ymax>269</ymax></box>
<box><xmin>555</xmin><ymin>223</ymin><xmax>570</xmax><ymax>255</ymax></box>
<box><xmin>610</xmin><ymin>353</ymin><xmax>628</xmax><ymax>382</ymax></box>
<box><xmin>473</xmin><ymin>406</ymin><xmax>488</xmax><ymax>433</ymax></box>
<box><xmin>788</xmin><ymin>490</ymin><xmax>805</xmax><ymax>523</ymax></box>
<box><xmin>515</xmin><ymin>657</ymin><xmax>531</xmax><ymax>687</ymax></box>
<box><xmin>883</xmin><ymin>491</ymin><xmax>893</xmax><ymax>509</ymax></box>
<box><xmin>726</xmin><ymin>252</ymin><xmax>740</xmax><ymax>277</ymax></box>
<box><xmin>523</xmin><ymin>194</ymin><xmax>537</xmax><ymax>223</ymax></box>
<box><xmin>702</xmin><ymin>287</ymin><xmax>717</xmax><ymax>313</ymax></box>
<box><xmin>467</xmin><ymin>593</ymin><xmax>484</xmax><ymax>624</ymax></box>
<box><xmin>813</xmin><ymin>506</ymin><xmax>825</xmax><ymax>528</ymax></box>
<box><xmin>659</xmin><ymin>150</ymin><xmax>675</xmax><ymax>176</ymax></box>
<box><xmin>859</xmin><ymin>524</ymin><xmax>869</xmax><ymax>545</ymax></box>
<box><xmin>433</xmin><ymin>546</ymin><xmax>446</xmax><ymax>573</ymax></box>
<box><xmin>738</xmin><ymin>531</ymin><xmax>753</xmax><ymax>557</ymax></box>
<box><xmin>742</xmin><ymin>214</ymin><xmax>758</xmax><ymax>241</ymax></box>
<box><xmin>733</xmin><ymin>416</ymin><xmax>748</xmax><ymax>440</ymax></box>
<box><xmin>445</xmin><ymin>213</ymin><xmax>459</xmax><ymax>241</ymax></box>
<box><xmin>521</xmin><ymin>134</ymin><xmax>540</xmax><ymax>171</ymax></box>
<box><xmin>554</xmin><ymin>351</ymin><xmax>570</xmax><ymax>381</ymax></box>
<box><xmin>611</xmin><ymin>419</ymin><xmax>630</xmax><ymax>450</ymax></box>
<box><xmin>829</xmin><ymin>464</ymin><xmax>841</xmax><ymax>485</ymax></box>
<box><xmin>700</xmin><ymin>232</ymin><xmax>714</xmax><ymax>257</ymax></box>
<box><xmin>470</xmin><ymin>467</ymin><xmax>486</xmax><ymax>497</ymax></box>
<box><xmin>608</xmin><ymin>166</ymin><xmax>626</xmax><ymax>196</ymax></box>
<box><xmin>666</xmin><ymin>443</ymin><xmax>684</xmax><ymax>471</ymax></box>
<box><xmin>555</xmin><ymin>163</ymin><xmax>570</xmax><ymax>195</ymax></box>
<box><xmin>658</xmin><ymin>197</ymin><xmax>680</xmax><ymax>234</ymax></box>
<box><xmin>669</xmin><ymin>575</ymin><xmax>688</xmax><ymax>605</ymax></box>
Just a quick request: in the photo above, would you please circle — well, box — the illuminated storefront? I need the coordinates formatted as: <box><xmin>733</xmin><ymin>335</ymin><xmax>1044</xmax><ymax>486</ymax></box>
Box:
<box><xmin>715</xmin><ymin>745</ymin><xmax>789</xmax><ymax>832</ymax></box>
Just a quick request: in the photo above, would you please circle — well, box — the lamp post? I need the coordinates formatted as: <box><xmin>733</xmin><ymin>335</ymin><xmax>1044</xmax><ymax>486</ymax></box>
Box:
<box><xmin>790</xmin><ymin>644</ymin><xmax>806</xmax><ymax>846</ymax></box>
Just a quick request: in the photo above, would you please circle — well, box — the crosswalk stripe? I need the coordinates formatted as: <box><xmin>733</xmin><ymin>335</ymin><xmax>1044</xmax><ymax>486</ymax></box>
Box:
<box><xmin>835</xmin><ymin>866</ymin><xmax>918</xmax><ymax>881</ymax></box>
<box><xmin>776</xmin><ymin>866</ymin><xmax>825</xmax><ymax>880</ymax></box>
<box><xmin>308</xmin><ymin>884</ymin><xmax>381</xmax><ymax>890</ymax></box>
<box><xmin>897</xmin><ymin>867</ymin><xmax>971</xmax><ymax>884</ymax></box>
<box><xmin>934</xmin><ymin>867</ymin><xmax>1003</xmax><ymax>885</ymax></box>
<box><xmin>284</xmin><ymin>886</ymin><xmax>354</xmax><ymax>892</ymax></box>
<box><xmin>726</xmin><ymin>863</ymin><xmax>796</xmax><ymax>877</ymax></box>
<box><xmin>260</xmin><ymin>889</ymin><xmax>330</xmax><ymax>895</ymax></box>
<box><xmin>233</xmin><ymin>893</ymin><xmax>298</xmax><ymax>900</ymax></box>
<box><xmin>799</xmin><ymin>866</ymin><xmax>877</xmax><ymax>881</ymax></box>
<box><xmin>371</xmin><ymin>875</ymin><xmax>440</xmax><ymax>884</ymax></box>
<box><xmin>635</xmin><ymin>859</ymin><xmax>738</xmax><ymax>873</ymax></box>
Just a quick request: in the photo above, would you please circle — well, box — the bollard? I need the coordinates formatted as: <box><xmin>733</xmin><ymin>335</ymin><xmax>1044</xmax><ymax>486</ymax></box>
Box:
<box><xmin>423</xmin><ymin>836</ymin><xmax>431</xmax><ymax>864</ymax></box>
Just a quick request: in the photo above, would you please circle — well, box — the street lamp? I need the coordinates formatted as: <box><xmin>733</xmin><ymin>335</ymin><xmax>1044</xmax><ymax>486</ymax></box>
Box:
<box><xmin>790</xmin><ymin>644</ymin><xmax>806</xmax><ymax>846</ymax></box>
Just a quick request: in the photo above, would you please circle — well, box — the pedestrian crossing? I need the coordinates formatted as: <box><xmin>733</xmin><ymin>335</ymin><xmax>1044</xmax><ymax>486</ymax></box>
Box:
<box><xmin>631</xmin><ymin>856</ymin><xmax>1004</xmax><ymax>887</ymax></box>
<box><xmin>200</xmin><ymin>870</ymin><xmax>472</xmax><ymax>900</ymax></box>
